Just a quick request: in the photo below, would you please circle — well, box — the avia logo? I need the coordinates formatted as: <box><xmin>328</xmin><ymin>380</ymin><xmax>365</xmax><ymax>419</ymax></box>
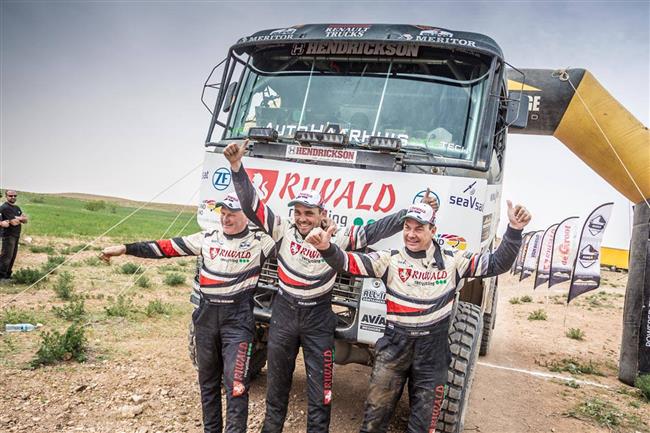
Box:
<box><xmin>412</xmin><ymin>189</ymin><xmax>440</xmax><ymax>206</ymax></box>
<box><xmin>209</xmin><ymin>248</ymin><xmax>252</xmax><ymax>260</ymax></box>
<box><xmin>436</xmin><ymin>234</ymin><xmax>467</xmax><ymax>251</ymax></box>
<box><xmin>398</xmin><ymin>268</ymin><xmax>412</xmax><ymax>283</ymax></box>
<box><xmin>361</xmin><ymin>314</ymin><xmax>386</xmax><ymax>325</ymax></box>
<box><xmin>588</xmin><ymin>215</ymin><xmax>607</xmax><ymax>236</ymax></box>
<box><xmin>245</xmin><ymin>168</ymin><xmax>280</xmax><ymax>202</ymax></box>
<box><xmin>212</xmin><ymin>167</ymin><xmax>231</xmax><ymax>191</ymax></box>
<box><xmin>578</xmin><ymin>244</ymin><xmax>599</xmax><ymax>268</ymax></box>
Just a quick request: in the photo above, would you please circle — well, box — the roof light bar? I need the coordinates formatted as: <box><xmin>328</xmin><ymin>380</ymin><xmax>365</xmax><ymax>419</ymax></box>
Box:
<box><xmin>294</xmin><ymin>130</ymin><xmax>349</xmax><ymax>147</ymax></box>
<box><xmin>368</xmin><ymin>136</ymin><xmax>402</xmax><ymax>152</ymax></box>
<box><xmin>248</xmin><ymin>127</ymin><xmax>278</xmax><ymax>142</ymax></box>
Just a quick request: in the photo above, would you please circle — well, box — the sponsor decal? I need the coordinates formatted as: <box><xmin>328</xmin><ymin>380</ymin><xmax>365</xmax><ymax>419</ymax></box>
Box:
<box><xmin>232</xmin><ymin>342</ymin><xmax>251</xmax><ymax>397</ymax></box>
<box><xmin>398</xmin><ymin>268</ymin><xmax>448</xmax><ymax>284</ymax></box>
<box><xmin>449</xmin><ymin>181</ymin><xmax>483</xmax><ymax>212</ymax></box>
<box><xmin>288</xmin><ymin>241</ymin><xmax>323</xmax><ymax>260</ymax></box>
<box><xmin>412</xmin><ymin>189</ymin><xmax>441</xmax><ymax>206</ymax></box>
<box><xmin>200</xmin><ymin>199</ymin><xmax>218</xmax><ymax>214</ymax></box>
<box><xmin>361</xmin><ymin>287</ymin><xmax>386</xmax><ymax>304</ymax></box>
<box><xmin>578</xmin><ymin>244</ymin><xmax>599</xmax><ymax>268</ymax></box>
<box><xmin>201</xmin><ymin>170</ymin><xmax>209</xmax><ymax>180</ymax></box>
<box><xmin>325</xmin><ymin>24</ymin><xmax>371</xmax><ymax>38</ymax></box>
<box><xmin>286</xmin><ymin>144</ymin><xmax>358</xmax><ymax>164</ymax></box>
<box><xmin>240</xmin><ymin>27</ymin><xmax>299</xmax><ymax>42</ymax></box>
<box><xmin>428</xmin><ymin>384</ymin><xmax>446</xmax><ymax>432</ymax></box>
<box><xmin>558</xmin><ymin>224</ymin><xmax>573</xmax><ymax>265</ymax></box>
<box><xmin>212</xmin><ymin>167</ymin><xmax>232</xmax><ymax>191</ymax></box>
<box><xmin>244</xmin><ymin>167</ymin><xmax>279</xmax><ymax>202</ymax></box>
<box><xmin>361</xmin><ymin>313</ymin><xmax>386</xmax><ymax>327</ymax></box>
<box><xmin>265</xmin><ymin>122</ymin><xmax>408</xmax><ymax>145</ymax></box>
<box><xmin>588</xmin><ymin>214</ymin><xmax>607</xmax><ymax>236</ymax></box>
<box><xmin>323</xmin><ymin>349</ymin><xmax>333</xmax><ymax>405</ymax></box>
<box><xmin>481</xmin><ymin>214</ymin><xmax>493</xmax><ymax>242</ymax></box>
<box><xmin>436</xmin><ymin>234</ymin><xmax>467</xmax><ymax>251</ymax></box>
<box><xmin>400</xmin><ymin>27</ymin><xmax>477</xmax><ymax>48</ymax></box>
<box><xmin>270</xmin><ymin>27</ymin><xmax>297</xmax><ymax>36</ymax></box>
<box><xmin>291</xmin><ymin>41</ymin><xmax>420</xmax><ymax>58</ymax></box>
<box><xmin>209</xmin><ymin>247</ymin><xmax>252</xmax><ymax>263</ymax></box>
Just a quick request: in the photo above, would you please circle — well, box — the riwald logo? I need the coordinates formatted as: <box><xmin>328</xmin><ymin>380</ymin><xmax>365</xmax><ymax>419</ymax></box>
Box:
<box><xmin>244</xmin><ymin>168</ymin><xmax>280</xmax><ymax>202</ymax></box>
<box><xmin>398</xmin><ymin>268</ymin><xmax>412</xmax><ymax>283</ymax></box>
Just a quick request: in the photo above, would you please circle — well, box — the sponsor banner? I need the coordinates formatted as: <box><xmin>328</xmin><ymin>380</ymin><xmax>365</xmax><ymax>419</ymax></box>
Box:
<box><xmin>514</xmin><ymin>232</ymin><xmax>534</xmax><ymax>275</ymax></box>
<box><xmin>567</xmin><ymin>203</ymin><xmax>614</xmax><ymax>303</ymax></box>
<box><xmin>199</xmin><ymin>151</ymin><xmax>486</xmax><ymax>252</ymax></box>
<box><xmin>357</xmin><ymin>279</ymin><xmax>388</xmax><ymax>345</ymax></box>
<box><xmin>520</xmin><ymin>231</ymin><xmax>543</xmax><ymax>281</ymax></box>
<box><xmin>291</xmin><ymin>41</ymin><xmax>420</xmax><ymax>58</ymax></box>
<box><xmin>533</xmin><ymin>223</ymin><xmax>559</xmax><ymax>289</ymax></box>
<box><xmin>398</xmin><ymin>26</ymin><xmax>478</xmax><ymax>48</ymax></box>
<box><xmin>548</xmin><ymin>216</ymin><xmax>580</xmax><ymax>288</ymax></box>
<box><xmin>286</xmin><ymin>144</ymin><xmax>357</xmax><ymax>164</ymax></box>
<box><xmin>324</xmin><ymin>24</ymin><xmax>371</xmax><ymax>38</ymax></box>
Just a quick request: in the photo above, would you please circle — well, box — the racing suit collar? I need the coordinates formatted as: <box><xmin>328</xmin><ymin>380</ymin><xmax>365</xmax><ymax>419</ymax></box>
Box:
<box><xmin>223</xmin><ymin>226</ymin><xmax>250</xmax><ymax>240</ymax></box>
<box><xmin>403</xmin><ymin>243</ymin><xmax>443</xmax><ymax>270</ymax></box>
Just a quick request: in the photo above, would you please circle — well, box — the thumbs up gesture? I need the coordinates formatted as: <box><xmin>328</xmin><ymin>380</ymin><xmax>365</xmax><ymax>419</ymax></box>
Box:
<box><xmin>305</xmin><ymin>225</ymin><xmax>336</xmax><ymax>250</ymax></box>
<box><xmin>506</xmin><ymin>200</ymin><xmax>531</xmax><ymax>230</ymax></box>
<box><xmin>224</xmin><ymin>140</ymin><xmax>249</xmax><ymax>171</ymax></box>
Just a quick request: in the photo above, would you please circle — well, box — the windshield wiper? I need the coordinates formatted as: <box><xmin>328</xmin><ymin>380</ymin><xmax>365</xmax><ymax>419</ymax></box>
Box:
<box><xmin>400</xmin><ymin>145</ymin><xmax>446</xmax><ymax>159</ymax></box>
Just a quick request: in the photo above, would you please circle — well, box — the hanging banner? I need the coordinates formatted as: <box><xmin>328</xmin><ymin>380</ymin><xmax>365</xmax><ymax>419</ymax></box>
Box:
<box><xmin>548</xmin><ymin>216</ymin><xmax>580</xmax><ymax>288</ymax></box>
<box><xmin>567</xmin><ymin>202</ymin><xmax>614</xmax><ymax>303</ymax></box>
<box><xmin>533</xmin><ymin>223</ymin><xmax>559</xmax><ymax>289</ymax></box>
<box><xmin>520</xmin><ymin>231</ymin><xmax>543</xmax><ymax>281</ymax></box>
<box><xmin>514</xmin><ymin>232</ymin><xmax>533</xmax><ymax>275</ymax></box>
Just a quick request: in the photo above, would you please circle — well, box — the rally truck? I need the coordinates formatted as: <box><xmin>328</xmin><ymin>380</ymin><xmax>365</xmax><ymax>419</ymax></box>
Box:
<box><xmin>192</xmin><ymin>23</ymin><xmax>650</xmax><ymax>432</ymax></box>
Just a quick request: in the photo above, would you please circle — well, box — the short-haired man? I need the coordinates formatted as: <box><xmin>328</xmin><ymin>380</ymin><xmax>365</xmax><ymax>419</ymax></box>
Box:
<box><xmin>223</xmin><ymin>141</ymin><xmax>437</xmax><ymax>433</ymax></box>
<box><xmin>101</xmin><ymin>193</ymin><xmax>274</xmax><ymax>433</ymax></box>
<box><xmin>0</xmin><ymin>190</ymin><xmax>28</xmax><ymax>281</ymax></box>
<box><xmin>305</xmin><ymin>200</ymin><xmax>531</xmax><ymax>433</ymax></box>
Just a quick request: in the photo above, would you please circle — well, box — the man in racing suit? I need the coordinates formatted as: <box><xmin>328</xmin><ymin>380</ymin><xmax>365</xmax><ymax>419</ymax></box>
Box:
<box><xmin>100</xmin><ymin>193</ymin><xmax>274</xmax><ymax>433</ymax></box>
<box><xmin>223</xmin><ymin>141</ymin><xmax>437</xmax><ymax>433</ymax></box>
<box><xmin>305</xmin><ymin>200</ymin><xmax>531</xmax><ymax>433</ymax></box>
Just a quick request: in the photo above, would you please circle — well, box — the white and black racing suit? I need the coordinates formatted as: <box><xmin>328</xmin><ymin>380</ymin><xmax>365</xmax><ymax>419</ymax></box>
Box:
<box><xmin>124</xmin><ymin>226</ymin><xmax>275</xmax><ymax>433</ymax></box>
<box><xmin>316</xmin><ymin>226</ymin><xmax>522</xmax><ymax>433</ymax></box>
<box><xmin>231</xmin><ymin>165</ymin><xmax>407</xmax><ymax>433</ymax></box>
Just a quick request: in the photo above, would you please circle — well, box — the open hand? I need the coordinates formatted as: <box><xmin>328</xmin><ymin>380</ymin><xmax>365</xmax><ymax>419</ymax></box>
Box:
<box><xmin>99</xmin><ymin>245</ymin><xmax>126</xmax><ymax>263</ymax></box>
<box><xmin>305</xmin><ymin>225</ymin><xmax>336</xmax><ymax>250</ymax></box>
<box><xmin>506</xmin><ymin>200</ymin><xmax>531</xmax><ymax>230</ymax></box>
<box><xmin>223</xmin><ymin>140</ymin><xmax>248</xmax><ymax>171</ymax></box>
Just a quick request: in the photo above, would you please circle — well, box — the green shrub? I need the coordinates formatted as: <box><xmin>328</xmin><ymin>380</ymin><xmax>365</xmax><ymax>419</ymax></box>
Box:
<box><xmin>12</xmin><ymin>267</ymin><xmax>47</xmax><ymax>285</ymax></box>
<box><xmin>53</xmin><ymin>271</ymin><xmax>75</xmax><ymax>300</ymax></box>
<box><xmin>145</xmin><ymin>299</ymin><xmax>172</xmax><ymax>317</ymax></box>
<box><xmin>84</xmin><ymin>256</ymin><xmax>104</xmax><ymax>267</ymax></box>
<box><xmin>509</xmin><ymin>297</ymin><xmax>521</xmax><ymax>304</ymax></box>
<box><xmin>42</xmin><ymin>255</ymin><xmax>66</xmax><ymax>273</ymax></box>
<box><xmin>120</xmin><ymin>262</ymin><xmax>143</xmax><ymax>275</ymax></box>
<box><xmin>1</xmin><ymin>307</ymin><xmax>40</xmax><ymax>327</ymax></box>
<box><xmin>566</xmin><ymin>398</ymin><xmax>623</xmax><ymax>429</ymax></box>
<box><xmin>528</xmin><ymin>309</ymin><xmax>547</xmax><ymax>321</ymax></box>
<box><xmin>108</xmin><ymin>204</ymin><xmax>117</xmax><ymax>214</ymax></box>
<box><xmin>520</xmin><ymin>295</ymin><xmax>533</xmax><ymax>303</ymax></box>
<box><xmin>29</xmin><ymin>245</ymin><xmax>55</xmax><ymax>254</ymax></box>
<box><xmin>30</xmin><ymin>195</ymin><xmax>46</xmax><ymax>204</ymax></box>
<box><xmin>30</xmin><ymin>323</ymin><xmax>87</xmax><ymax>368</ymax></box>
<box><xmin>546</xmin><ymin>358</ymin><xmax>604</xmax><ymax>376</ymax></box>
<box><xmin>104</xmin><ymin>295</ymin><xmax>135</xmax><ymax>317</ymax></box>
<box><xmin>59</xmin><ymin>244</ymin><xmax>86</xmax><ymax>255</ymax></box>
<box><xmin>136</xmin><ymin>275</ymin><xmax>151</xmax><ymax>288</ymax></box>
<box><xmin>52</xmin><ymin>299</ymin><xmax>85</xmax><ymax>321</ymax></box>
<box><xmin>635</xmin><ymin>374</ymin><xmax>650</xmax><ymax>401</ymax></box>
<box><xmin>83</xmin><ymin>200</ymin><xmax>106</xmax><ymax>212</ymax></box>
<box><xmin>163</xmin><ymin>273</ymin><xmax>185</xmax><ymax>286</ymax></box>
<box><xmin>566</xmin><ymin>328</ymin><xmax>586</xmax><ymax>341</ymax></box>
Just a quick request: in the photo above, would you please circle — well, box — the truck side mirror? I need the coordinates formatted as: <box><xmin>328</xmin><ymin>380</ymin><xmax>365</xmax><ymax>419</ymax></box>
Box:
<box><xmin>506</xmin><ymin>91</ymin><xmax>529</xmax><ymax>129</ymax></box>
<box><xmin>222</xmin><ymin>82</ymin><xmax>238</xmax><ymax>113</ymax></box>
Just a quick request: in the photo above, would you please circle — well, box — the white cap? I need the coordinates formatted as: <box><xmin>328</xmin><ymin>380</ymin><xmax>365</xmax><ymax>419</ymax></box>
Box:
<box><xmin>400</xmin><ymin>203</ymin><xmax>436</xmax><ymax>225</ymax></box>
<box><xmin>216</xmin><ymin>192</ymin><xmax>242</xmax><ymax>211</ymax></box>
<box><xmin>287</xmin><ymin>190</ymin><xmax>325</xmax><ymax>209</ymax></box>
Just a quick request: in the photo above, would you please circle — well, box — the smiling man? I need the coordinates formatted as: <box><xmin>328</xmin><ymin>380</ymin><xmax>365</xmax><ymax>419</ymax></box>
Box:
<box><xmin>305</xmin><ymin>200</ymin><xmax>530</xmax><ymax>433</ymax></box>
<box><xmin>224</xmin><ymin>141</ymin><xmax>437</xmax><ymax>433</ymax></box>
<box><xmin>100</xmin><ymin>192</ymin><xmax>274</xmax><ymax>433</ymax></box>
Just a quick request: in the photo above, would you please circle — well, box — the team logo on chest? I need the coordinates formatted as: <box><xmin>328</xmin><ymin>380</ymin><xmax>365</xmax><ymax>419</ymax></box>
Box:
<box><xmin>398</xmin><ymin>268</ymin><xmax>413</xmax><ymax>283</ymax></box>
<box><xmin>290</xmin><ymin>241</ymin><xmax>302</xmax><ymax>256</ymax></box>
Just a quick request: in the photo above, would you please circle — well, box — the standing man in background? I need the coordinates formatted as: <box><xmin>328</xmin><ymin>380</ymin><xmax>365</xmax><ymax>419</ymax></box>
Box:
<box><xmin>0</xmin><ymin>190</ymin><xmax>28</xmax><ymax>281</ymax></box>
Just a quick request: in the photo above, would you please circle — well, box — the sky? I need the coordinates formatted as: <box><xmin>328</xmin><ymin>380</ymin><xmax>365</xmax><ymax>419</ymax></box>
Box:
<box><xmin>1</xmin><ymin>1</ymin><xmax>648</xmax><ymax>249</ymax></box>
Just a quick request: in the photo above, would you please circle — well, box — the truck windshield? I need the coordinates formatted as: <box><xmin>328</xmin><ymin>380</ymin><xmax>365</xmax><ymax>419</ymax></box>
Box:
<box><xmin>226</xmin><ymin>48</ymin><xmax>490</xmax><ymax>161</ymax></box>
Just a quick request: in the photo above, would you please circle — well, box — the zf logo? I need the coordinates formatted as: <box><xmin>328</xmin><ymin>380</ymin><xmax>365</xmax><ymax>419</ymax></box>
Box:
<box><xmin>212</xmin><ymin>167</ymin><xmax>231</xmax><ymax>191</ymax></box>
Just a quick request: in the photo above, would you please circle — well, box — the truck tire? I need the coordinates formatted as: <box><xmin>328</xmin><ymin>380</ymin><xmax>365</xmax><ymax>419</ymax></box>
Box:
<box><xmin>436</xmin><ymin>302</ymin><xmax>483</xmax><ymax>433</ymax></box>
<box><xmin>188</xmin><ymin>320</ymin><xmax>267</xmax><ymax>380</ymax></box>
<box><xmin>479</xmin><ymin>280</ymin><xmax>497</xmax><ymax>356</ymax></box>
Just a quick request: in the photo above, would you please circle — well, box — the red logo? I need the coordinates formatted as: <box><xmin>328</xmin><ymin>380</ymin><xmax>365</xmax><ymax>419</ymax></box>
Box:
<box><xmin>324</xmin><ymin>389</ymin><xmax>332</xmax><ymax>405</ymax></box>
<box><xmin>245</xmin><ymin>168</ymin><xmax>279</xmax><ymax>203</ymax></box>
<box><xmin>290</xmin><ymin>241</ymin><xmax>301</xmax><ymax>255</ymax></box>
<box><xmin>398</xmin><ymin>268</ymin><xmax>412</xmax><ymax>283</ymax></box>
<box><xmin>233</xmin><ymin>381</ymin><xmax>246</xmax><ymax>397</ymax></box>
<box><xmin>323</xmin><ymin>349</ymin><xmax>333</xmax><ymax>405</ymax></box>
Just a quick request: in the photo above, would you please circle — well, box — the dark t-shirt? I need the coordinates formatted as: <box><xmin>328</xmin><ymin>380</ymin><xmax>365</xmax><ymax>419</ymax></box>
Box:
<box><xmin>0</xmin><ymin>202</ymin><xmax>23</xmax><ymax>237</ymax></box>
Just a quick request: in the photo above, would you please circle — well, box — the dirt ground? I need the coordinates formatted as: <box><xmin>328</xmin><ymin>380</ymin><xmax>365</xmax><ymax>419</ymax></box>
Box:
<box><xmin>1</xmin><ymin>238</ymin><xmax>648</xmax><ymax>433</ymax></box>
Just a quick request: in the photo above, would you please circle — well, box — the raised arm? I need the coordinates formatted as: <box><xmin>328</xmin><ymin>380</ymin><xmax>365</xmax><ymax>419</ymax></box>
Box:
<box><xmin>224</xmin><ymin>142</ymin><xmax>284</xmax><ymax>240</ymax></box>
<box><xmin>457</xmin><ymin>200</ymin><xmax>531</xmax><ymax>278</ymax></box>
<box><xmin>100</xmin><ymin>232</ymin><xmax>204</xmax><ymax>262</ymax></box>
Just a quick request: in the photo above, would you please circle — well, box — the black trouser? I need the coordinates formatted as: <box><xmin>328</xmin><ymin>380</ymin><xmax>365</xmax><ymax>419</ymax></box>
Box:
<box><xmin>0</xmin><ymin>235</ymin><xmax>19</xmax><ymax>279</ymax></box>
<box><xmin>262</xmin><ymin>294</ymin><xmax>337</xmax><ymax>433</ymax></box>
<box><xmin>193</xmin><ymin>299</ymin><xmax>255</xmax><ymax>433</ymax></box>
<box><xmin>360</xmin><ymin>319</ymin><xmax>452</xmax><ymax>433</ymax></box>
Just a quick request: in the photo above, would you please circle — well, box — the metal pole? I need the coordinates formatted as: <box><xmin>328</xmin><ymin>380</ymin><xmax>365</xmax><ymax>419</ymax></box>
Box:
<box><xmin>619</xmin><ymin>200</ymin><xmax>650</xmax><ymax>385</ymax></box>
